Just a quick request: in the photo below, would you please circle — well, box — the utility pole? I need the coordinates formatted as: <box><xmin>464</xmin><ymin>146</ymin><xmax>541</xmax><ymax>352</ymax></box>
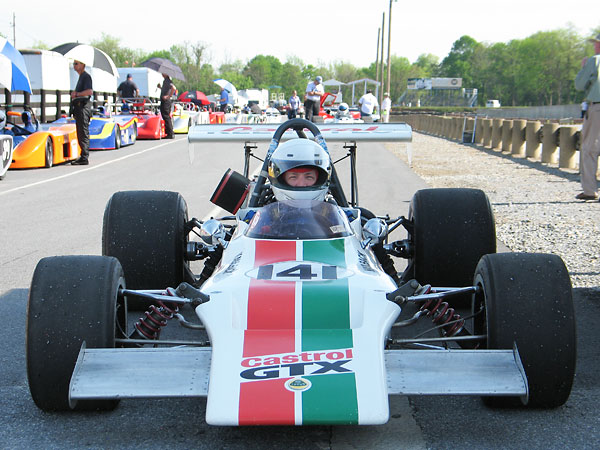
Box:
<box><xmin>386</xmin><ymin>1</ymin><xmax>397</xmax><ymax>100</ymax></box>
<box><xmin>12</xmin><ymin>13</ymin><xmax>16</xmax><ymax>47</ymax></box>
<box><xmin>375</xmin><ymin>27</ymin><xmax>380</xmax><ymax>90</ymax></box>
<box><xmin>378</xmin><ymin>12</ymin><xmax>385</xmax><ymax>104</ymax></box>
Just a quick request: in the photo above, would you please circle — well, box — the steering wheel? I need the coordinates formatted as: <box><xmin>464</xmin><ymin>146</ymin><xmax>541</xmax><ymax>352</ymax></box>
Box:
<box><xmin>248</xmin><ymin>118</ymin><xmax>328</xmax><ymax>207</ymax></box>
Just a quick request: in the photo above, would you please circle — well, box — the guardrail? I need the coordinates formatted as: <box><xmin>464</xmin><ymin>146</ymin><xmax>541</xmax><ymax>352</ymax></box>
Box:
<box><xmin>397</xmin><ymin>113</ymin><xmax>583</xmax><ymax>170</ymax></box>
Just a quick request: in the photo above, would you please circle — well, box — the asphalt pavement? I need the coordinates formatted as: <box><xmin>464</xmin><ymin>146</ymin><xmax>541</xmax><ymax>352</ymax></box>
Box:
<box><xmin>0</xmin><ymin>133</ymin><xmax>598</xmax><ymax>449</ymax></box>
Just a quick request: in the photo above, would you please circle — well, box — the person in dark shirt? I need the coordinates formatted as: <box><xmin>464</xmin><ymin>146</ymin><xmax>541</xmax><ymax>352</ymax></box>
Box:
<box><xmin>71</xmin><ymin>60</ymin><xmax>93</xmax><ymax>165</ymax></box>
<box><xmin>160</xmin><ymin>74</ymin><xmax>176</xmax><ymax>139</ymax></box>
<box><xmin>118</xmin><ymin>74</ymin><xmax>139</xmax><ymax>99</ymax></box>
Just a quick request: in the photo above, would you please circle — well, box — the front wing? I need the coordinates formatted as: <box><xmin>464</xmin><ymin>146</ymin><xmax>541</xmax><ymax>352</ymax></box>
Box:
<box><xmin>69</xmin><ymin>346</ymin><xmax>527</xmax><ymax>416</ymax></box>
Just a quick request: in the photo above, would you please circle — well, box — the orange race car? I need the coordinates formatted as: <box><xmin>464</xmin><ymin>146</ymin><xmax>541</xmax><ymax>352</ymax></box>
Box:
<box><xmin>2</xmin><ymin>111</ymin><xmax>80</xmax><ymax>169</ymax></box>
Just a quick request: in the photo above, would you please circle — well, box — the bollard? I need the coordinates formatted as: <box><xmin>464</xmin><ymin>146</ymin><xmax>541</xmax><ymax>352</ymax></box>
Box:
<box><xmin>501</xmin><ymin>120</ymin><xmax>513</xmax><ymax>152</ymax></box>
<box><xmin>474</xmin><ymin>117</ymin><xmax>484</xmax><ymax>145</ymax></box>
<box><xmin>453</xmin><ymin>117</ymin><xmax>463</xmax><ymax>141</ymax></box>
<box><xmin>511</xmin><ymin>119</ymin><xmax>527</xmax><ymax>157</ymax></box>
<box><xmin>434</xmin><ymin>116</ymin><xmax>443</xmax><ymax>136</ymax></box>
<box><xmin>541</xmin><ymin>122</ymin><xmax>559</xmax><ymax>164</ymax></box>
<box><xmin>526</xmin><ymin>121</ymin><xmax>542</xmax><ymax>159</ymax></box>
<box><xmin>441</xmin><ymin>117</ymin><xmax>451</xmax><ymax>139</ymax></box>
<box><xmin>482</xmin><ymin>118</ymin><xmax>493</xmax><ymax>147</ymax></box>
<box><xmin>491</xmin><ymin>119</ymin><xmax>503</xmax><ymax>150</ymax></box>
<box><xmin>558</xmin><ymin>125</ymin><xmax>579</xmax><ymax>169</ymax></box>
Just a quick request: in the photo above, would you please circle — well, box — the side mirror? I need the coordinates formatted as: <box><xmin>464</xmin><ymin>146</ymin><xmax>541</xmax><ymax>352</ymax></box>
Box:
<box><xmin>361</xmin><ymin>218</ymin><xmax>388</xmax><ymax>249</ymax></box>
<box><xmin>200</xmin><ymin>219</ymin><xmax>228</xmax><ymax>248</ymax></box>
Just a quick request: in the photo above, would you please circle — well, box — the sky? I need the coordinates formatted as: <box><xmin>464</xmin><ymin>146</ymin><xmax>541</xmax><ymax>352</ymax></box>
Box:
<box><xmin>2</xmin><ymin>0</ymin><xmax>598</xmax><ymax>69</ymax></box>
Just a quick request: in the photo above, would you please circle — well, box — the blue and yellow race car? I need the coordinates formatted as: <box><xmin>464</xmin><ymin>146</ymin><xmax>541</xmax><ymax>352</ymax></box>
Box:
<box><xmin>55</xmin><ymin>108</ymin><xmax>137</xmax><ymax>150</ymax></box>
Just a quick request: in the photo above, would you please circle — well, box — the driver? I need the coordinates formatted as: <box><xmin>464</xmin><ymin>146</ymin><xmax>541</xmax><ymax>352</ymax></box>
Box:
<box><xmin>267</xmin><ymin>139</ymin><xmax>331</xmax><ymax>202</ymax></box>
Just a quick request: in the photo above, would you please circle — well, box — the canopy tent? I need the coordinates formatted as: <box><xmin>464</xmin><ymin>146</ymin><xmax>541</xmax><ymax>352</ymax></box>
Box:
<box><xmin>346</xmin><ymin>78</ymin><xmax>381</xmax><ymax>105</ymax></box>
<box><xmin>322</xmin><ymin>79</ymin><xmax>346</xmax><ymax>92</ymax></box>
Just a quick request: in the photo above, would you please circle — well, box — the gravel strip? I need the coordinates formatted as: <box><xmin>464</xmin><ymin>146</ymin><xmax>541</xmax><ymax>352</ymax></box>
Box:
<box><xmin>386</xmin><ymin>132</ymin><xmax>600</xmax><ymax>290</ymax></box>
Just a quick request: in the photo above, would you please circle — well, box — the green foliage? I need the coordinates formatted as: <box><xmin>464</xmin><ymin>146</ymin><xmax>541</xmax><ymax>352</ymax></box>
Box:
<box><xmin>78</xmin><ymin>26</ymin><xmax>600</xmax><ymax>107</ymax></box>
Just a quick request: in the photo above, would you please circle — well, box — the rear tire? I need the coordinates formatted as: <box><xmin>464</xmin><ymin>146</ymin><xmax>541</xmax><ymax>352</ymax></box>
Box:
<box><xmin>44</xmin><ymin>137</ymin><xmax>53</xmax><ymax>168</ymax></box>
<box><xmin>27</xmin><ymin>255</ymin><xmax>126</xmax><ymax>411</ymax></box>
<box><xmin>102</xmin><ymin>190</ymin><xmax>189</xmax><ymax>309</ymax></box>
<box><xmin>406</xmin><ymin>188</ymin><xmax>496</xmax><ymax>292</ymax></box>
<box><xmin>473</xmin><ymin>253</ymin><xmax>576</xmax><ymax>408</ymax></box>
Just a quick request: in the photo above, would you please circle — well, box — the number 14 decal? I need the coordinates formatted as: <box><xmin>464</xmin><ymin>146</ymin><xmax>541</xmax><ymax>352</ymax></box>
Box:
<box><xmin>257</xmin><ymin>263</ymin><xmax>338</xmax><ymax>281</ymax></box>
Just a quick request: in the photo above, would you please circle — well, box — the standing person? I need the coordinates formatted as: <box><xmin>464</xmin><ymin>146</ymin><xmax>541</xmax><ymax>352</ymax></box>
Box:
<box><xmin>117</xmin><ymin>73</ymin><xmax>139</xmax><ymax>100</ymax></box>
<box><xmin>304</xmin><ymin>75</ymin><xmax>324</xmax><ymax>122</ymax></box>
<box><xmin>581</xmin><ymin>100</ymin><xmax>588</xmax><ymax>119</ymax></box>
<box><xmin>160</xmin><ymin>73</ymin><xmax>176</xmax><ymax>139</ymax></box>
<box><xmin>288</xmin><ymin>90</ymin><xmax>301</xmax><ymax>119</ymax></box>
<box><xmin>381</xmin><ymin>92</ymin><xmax>392</xmax><ymax>123</ymax></box>
<box><xmin>358</xmin><ymin>89</ymin><xmax>379</xmax><ymax>122</ymax></box>
<box><xmin>574</xmin><ymin>32</ymin><xmax>600</xmax><ymax>201</ymax></box>
<box><xmin>71</xmin><ymin>60</ymin><xmax>93</xmax><ymax>165</ymax></box>
<box><xmin>219</xmin><ymin>87</ymin><xmax>230</xmax><ymax>112</ymax></box>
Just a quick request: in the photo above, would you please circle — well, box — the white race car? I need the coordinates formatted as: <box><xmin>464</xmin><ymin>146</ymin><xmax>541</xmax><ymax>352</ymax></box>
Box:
<box><xmin>26</xmin><ymin>119</ymin><xmax>575</xmax><ymax>426</ymax></box>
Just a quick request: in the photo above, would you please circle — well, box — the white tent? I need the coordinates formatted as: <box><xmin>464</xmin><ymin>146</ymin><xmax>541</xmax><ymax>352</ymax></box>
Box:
<box><xmin>347</xmin><ymin>78</ymin><xmax>381</xmax><ymax>105</ymax></box>
<box><xmin>322</xmin><ymin>79</ymin><xmax>346</xmax><ymax>92</ymax></box>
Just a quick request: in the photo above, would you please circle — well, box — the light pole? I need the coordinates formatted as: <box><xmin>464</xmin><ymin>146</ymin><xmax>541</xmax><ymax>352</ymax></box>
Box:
<box><xmin>378</xmin><ymin>12</ymin><xmax>385</xmax><ymax>106</ymax></box>
<box><xmin>386</xmin><ymin>0</ymin><xmax>397</xmax><ymax>100</ymax></box>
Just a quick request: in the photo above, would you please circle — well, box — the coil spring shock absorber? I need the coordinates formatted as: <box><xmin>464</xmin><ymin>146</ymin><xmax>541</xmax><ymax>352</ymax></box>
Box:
<box><xmin>130</xmin><ymin>288</ymin><xmax>179</xmax><ymax>342</ymax></box>
<box><xmin>419</xmin><ymin>294</ymin><xmax>465</xmax><ymax>337</ymax></box>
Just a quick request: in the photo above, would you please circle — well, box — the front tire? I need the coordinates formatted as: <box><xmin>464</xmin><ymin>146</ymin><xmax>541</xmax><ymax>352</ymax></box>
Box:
<box><xmin>406</xmin><ymin>188</ymin><xmax>496</xmax><ymax>290</ymax></box>
<box><xmin>114</xmin><ymin>125</ymin><xmax>121</xmax><ymax>149</ymax></box>
<box><xmin>102</xmin><ymin>190</ymin><xmax>189</xmax><ymax>309</ymax></box>
<box><xmin>27</xmin><ymin>255</ymin><xmax>126</xmax><ymax>411</ymax></box>
<box><xmin>473</xmin><ymin>253</ymin><xmax>576</xmax><ymax>408</ymax></box>
<box><xmin>44</xmin><ymin>137</ymin><xmax>53</xmax><ymax>168</ymax></box>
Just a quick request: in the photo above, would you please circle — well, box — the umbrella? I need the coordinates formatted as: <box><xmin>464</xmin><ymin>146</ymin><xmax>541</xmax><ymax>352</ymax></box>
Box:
<box><xmin>213</xmin><ymin>78</ymin><xmax>238</xmax><ymax>100</ymax></box>
<box><xmin>51</xmin><ymin>42</ymin><xmax>118</xmax><ymax>77</ymax></box>
<box><xmin>0</xmin><ymin>38</ymin><xmax>32</xmax><ymax>92</ymax></box>
<box><xmin>140</xmin><ymin>57</ymin><xmax>185</xmax><ymax>81</ymax></box>
<box><xmin>178</xmin><ymin>90</ymin><xmax>210</xmax><ymax>105</ymax></box>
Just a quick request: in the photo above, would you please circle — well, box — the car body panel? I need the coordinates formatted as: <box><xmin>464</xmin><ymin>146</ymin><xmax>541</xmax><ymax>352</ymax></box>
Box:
<box><xmin>172</xmin><ymin>107</ymin><xmax>199</xmax><ymax>134</ymax></box>
<box><xmin>8</xmin><ymin>122</ymin><xmax>79</xmax><ymax>168</ymax></box>
<box><xmin>1</xmin><ymin>135</ymin><xmax>13</xmax><ymax>178</ymax></box>
<box><xmin>125</xmin><ymin>100</ymin><xmax>165</xmax><ymax>140</ymax></box>
<box><xmin>54</xmin><ymin>115</ymin><xmax>138</xmax><ymax>150</ymax></box>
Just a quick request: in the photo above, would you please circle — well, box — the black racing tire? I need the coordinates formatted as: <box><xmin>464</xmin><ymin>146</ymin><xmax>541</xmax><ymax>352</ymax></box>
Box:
<box><xmin>102</xmin><ymin>190</ymin><xmax>189</xmax><ymax>309</ymax></box>
<box><xmin>407</xmin><ymin>188</ymin><xmax>496</xmax><ymax>291</ymax></box>
<box><xmin>114</xmin><ymin>125</ymin><xmax>121</xmax><ymax>149</ymax></box>
<box><xmin>44</xmin><ymin>137</ymin><xmax>53</xmax><ymax>168</ymax></box>
<box><xmin>473</xmin><ymin>253</ymin><xmax>576</xmax><ymax>408</ymax></box>
<box><xmin>26</xmin><ymin>255</ymin><xmax>126</xmax><ymax>411</ymax></box>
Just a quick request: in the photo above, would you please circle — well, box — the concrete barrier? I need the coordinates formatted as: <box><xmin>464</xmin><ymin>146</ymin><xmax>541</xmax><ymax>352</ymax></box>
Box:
<box><xmin>491</xmin><ymin>119</ymin><xmax>503</xmax><ymax>150</ymax></box>
<box><xmin>501</xmin><ymin>120</ymin><xmax>513</xmax><ymax>152</ymax></box>
<box><xmin>558</xmin><ymin>125</ymin><xmax>579</xmax><ymax>169</ymax></box>
<box><xmin>482</xmin><ymin>118</ymin><xmax>492</xmax><ymax>147</ymax></box>
<box><xmin>526</xmin><ymin>121</ymin><xmax>542</xmax><ymax>159</ymax></box>
<box><xmin>474</xmin><ymin>117</ymin><xmax>484</xmax><ymax>145</ymax></box>
<box><xmin>511</xmin><ymin>119</ymin><xmax>527</xmax><ymax>157</ymax></box>
<box><xmin>541</xmin><ymin>122</ymin><xmax>559</xmax><ymax>164</ymax></box>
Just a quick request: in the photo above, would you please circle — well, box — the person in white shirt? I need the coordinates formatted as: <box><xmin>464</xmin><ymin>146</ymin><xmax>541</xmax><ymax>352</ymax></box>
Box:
<box><xmin>358</xmin><ymin>89</ymin><xmax>378</xmax><ymax>122</ymax></box>
<box><xmin>304</xmin><ymin>76</ymin><xmax>324</xmax><ymax>122</ymax></box>
<box><xmin>381</xmin><ymin>92</ymin><xmax>392</xmax><ymax>123</ymax></box>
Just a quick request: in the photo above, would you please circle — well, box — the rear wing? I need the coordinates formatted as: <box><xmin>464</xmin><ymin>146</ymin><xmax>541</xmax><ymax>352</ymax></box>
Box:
<box><xmin>188</xmin><ymin>123</ymin><xmax>412</xmax><ymax>143</ymax></box>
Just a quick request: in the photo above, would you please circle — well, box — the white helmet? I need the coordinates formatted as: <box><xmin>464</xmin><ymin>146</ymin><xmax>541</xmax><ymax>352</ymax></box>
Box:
<box><xmin>268</xmin><ymin>139</ymin><xmax>331</xmax><ymax>201</ymax></box>
<box><xmin>338</xmin><ymin>102</ymin><xmax>349</xmax><ymax>112</ymax></box>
